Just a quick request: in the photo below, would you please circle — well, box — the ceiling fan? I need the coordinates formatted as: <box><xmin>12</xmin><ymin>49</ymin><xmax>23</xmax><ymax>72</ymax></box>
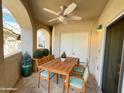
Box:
<box><xmin>43</xmin><ymin>2</ymin><xmax>82</xmax><ymax>24</ymax></box>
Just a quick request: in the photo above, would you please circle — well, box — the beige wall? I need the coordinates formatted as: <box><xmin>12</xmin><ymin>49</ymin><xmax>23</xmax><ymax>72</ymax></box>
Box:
<box><xmin>52</xmin><ymin>19</ymin><xmax>99</xmax><ymax>72</ymax></box>
<box><xmin>4</xmin><ymin>53</ymin><xmax>22</xmax><ymax>93</ymax></box>
<box><xmin>0</xmin><ymin>0</ymin><xmax>3</xmax><ymax>62</ymax></box>
<box><xmin>0</xmin><ymin>52</ymin><xmax>22</xmax><ymax>93</ymax></box>
<box><xmin>99</xmin><ymin>0</ymin><xmax>124</xmax><ymax>25</ymax></box>
<box><xmin>0</xmin><ymin>0</ymin><xmax>5</xmax><ymax>93</ymax></box>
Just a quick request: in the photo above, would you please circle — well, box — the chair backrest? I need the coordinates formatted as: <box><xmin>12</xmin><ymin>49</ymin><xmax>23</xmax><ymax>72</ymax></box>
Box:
<box><xmin>82</xmin><ymin>66</ymin><xmax>89</xmax><ymax>82</ymax></box>
<box><xmin>36</xmin><ymin>58</ymin><xmax>44</xmax><ymax>66</ymax></box>
<box><xmin>34</xmin><ymin>56</ymin><xmax>49</xmax><ymax>67</ymax></box>
<box><xmin>48</xmin><ymin>55</ymin><xmax>55</xmax><ymax>61</ymax></box>
<box><xmin>84</xmin><ymin>58</ymin><xmax>89</xmax><ymax>67</ymax></box>
<box><xmin>41</xmin><ymin>56</ymin><xmax>49</xmax><ymax>64</ymax></box>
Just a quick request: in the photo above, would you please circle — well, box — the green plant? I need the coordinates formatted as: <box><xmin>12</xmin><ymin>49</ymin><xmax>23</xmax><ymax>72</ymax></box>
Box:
<box><xmin>42</xmin><ymin>48</ymin><xmax>49</xmax><ymax>56</ymax></box>
<box><xmin>61</xmin><ymin>51</ymin><xmax>67</xmax><ymax>58</ymax></box>
<box><xmin>38</xmin><ymin>43</ymin><xmax>44</xmax><ymax>48</ymax></box>
<box><xmin>21</xmin><ymin>52</ymin><xmax>32</xmax><ymax>77</ymax></box>
<box><xmin>33</xmin><ymin>49</ymin><xmax>44</xmax><ymax>58</ymax></box>
<box><xmin>22</xmin><ymin>52</ymin><xmax>32</xmax><ymax>65</ymax></box>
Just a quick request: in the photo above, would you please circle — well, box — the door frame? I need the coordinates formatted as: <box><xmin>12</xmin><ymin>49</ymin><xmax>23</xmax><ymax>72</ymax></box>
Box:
<box><xmin>99</xmin><ymin>11</ymin><xmax>124</xmax><ymax>93</ymax></box>
<box><xmin>118</xmin><ymin>40</ymin><xmax>124</xmax><ymax>93</ymax></box>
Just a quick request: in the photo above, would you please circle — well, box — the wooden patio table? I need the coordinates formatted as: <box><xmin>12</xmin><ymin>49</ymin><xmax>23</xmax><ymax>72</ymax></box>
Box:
<box><xmin>40</xmin><ymin>57</ymin><xmax>79</xmax><ymax>93</ymax></box>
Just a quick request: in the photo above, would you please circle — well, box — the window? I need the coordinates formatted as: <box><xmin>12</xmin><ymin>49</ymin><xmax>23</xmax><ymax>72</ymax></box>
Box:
<box><xmin>2</xmin><ymin>6</ymin><xmax>21</xmax><ymax>56</ymax></box>
<box><xmin>37</xmin><ymin>29</ymin><xmax>50</xmax><ymax>49</ymax></box>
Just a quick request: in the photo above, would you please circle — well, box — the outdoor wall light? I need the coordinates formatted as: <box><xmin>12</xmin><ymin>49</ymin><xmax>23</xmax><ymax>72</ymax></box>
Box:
<box><xmin>97</xmin><ymin>24</ymin><xmax>102</xmax><ymax>32</ymax></box>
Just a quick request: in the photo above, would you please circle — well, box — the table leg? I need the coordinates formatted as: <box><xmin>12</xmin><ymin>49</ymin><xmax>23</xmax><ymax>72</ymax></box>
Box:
<box><xmin>48</xmin><ymin>72</ymin><xmax>50</xmax><ymax>93</ymax></box>
<box><xmin>56</xmin><ymin>74</ymin><xmax>58</xmax><ymax>84</ymax></box>
<box><xmin>65</xmin><ymin>75</ymin><xmax>70</xmax><ymax>93</ymax></box>
<box><xmin>38</xmin><ymin>71</ymin><xmax>40</xmax><ymax>88</ymax></box>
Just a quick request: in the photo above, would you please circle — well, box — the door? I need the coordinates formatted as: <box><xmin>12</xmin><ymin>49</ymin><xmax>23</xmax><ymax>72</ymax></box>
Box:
<box><xmin>102</xmin><ymin>17</ymin><xmax>124</xmax><ymax>93</ymax></box>
<box><xmin>118</xmin><ymin>40</ymin><xmax>124</xmax><ymax>93</ymax></box>
<box><xmin>72</xmin><ymin>33</ymin><xmax>89</xmax><ymax>62</ymax></box>
<box><xmin>60</xmin><ymin>33</ymin><xmax>89</xmax><ymax>62</ymax></box>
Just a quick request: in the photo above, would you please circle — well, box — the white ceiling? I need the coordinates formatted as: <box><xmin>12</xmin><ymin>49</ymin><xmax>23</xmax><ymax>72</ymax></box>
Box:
<box><xmin>29</xmin><ymin>0</ymin><xmax>108</xmax><ymax>26</ymax></box>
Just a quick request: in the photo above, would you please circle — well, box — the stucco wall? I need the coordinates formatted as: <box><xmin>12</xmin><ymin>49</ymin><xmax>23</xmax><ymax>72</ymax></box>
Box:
<box><xmin>0</xmin><ymin>0</ymin><xmax>5</xmax><ymax>93</ymax></box>
<box><xmin>0</xmin><ymin>52</ymin><xmax>22</xmax><ymax>93</ymax></box>
<box><xmin>52</xmin><ymin>19</ymin><xmax>99</xmax><ymax>73</ymax></box>
<box><xmin>99</xmin><ymin>0</ymin><xmax>124</xmax><ymax>25</ymax></box>
<box><xmin>4</xmin><ymin>53</ymin><xmax>22</xmax><ymax>91</ymax></box>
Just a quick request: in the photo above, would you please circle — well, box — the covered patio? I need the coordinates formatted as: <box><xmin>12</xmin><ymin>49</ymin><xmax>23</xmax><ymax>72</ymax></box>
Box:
<box><xmin>0</xmin><ymin>0</ymin><xmax>124</xmax><ymax>93</ymax></box>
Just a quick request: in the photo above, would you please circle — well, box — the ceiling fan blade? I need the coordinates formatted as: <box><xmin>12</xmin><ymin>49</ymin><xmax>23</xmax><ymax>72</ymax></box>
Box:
<box><xmin>48</xmin><ymin>17</ymin><xmax>59</xmax><ymax>22</ymax></box>
<box><xmin>43</xmin><ymin>8</ymin><xmax>59</xmax><ymax>16</ymax></box>
<box><xmin>67</xmin><ymin>16</ymin><xmax>82</xmax><ymax>20</ymax></box>
<box><xmin>63</xmin><ymin>3</ymin><xmax>77</xmax><ymax>15</ymax></box>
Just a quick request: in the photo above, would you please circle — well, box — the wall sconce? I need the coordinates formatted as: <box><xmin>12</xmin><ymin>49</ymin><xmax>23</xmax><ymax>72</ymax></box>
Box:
<box><xmin>97</xmin><ymin>24</ymin><xmax>102</xmax><ymax>32</ymax></box>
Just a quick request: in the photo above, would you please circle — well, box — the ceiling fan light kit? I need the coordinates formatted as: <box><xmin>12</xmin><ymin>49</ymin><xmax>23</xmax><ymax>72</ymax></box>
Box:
<box><xmin>43</xmin><ymin>2</ymin><xmax>82</xmax><ymax>24</ymax></box>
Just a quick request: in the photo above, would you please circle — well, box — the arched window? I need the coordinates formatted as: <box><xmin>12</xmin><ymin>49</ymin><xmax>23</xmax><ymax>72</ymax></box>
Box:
<box><xmin>2</xmin><ymin>6</ymin><xmax>21</xmax><ymax>56</ymax></box>
<box><xmin>37</xmin><ymin>29</ymin><xmax>50</xmax><ymax>49</ymax></box>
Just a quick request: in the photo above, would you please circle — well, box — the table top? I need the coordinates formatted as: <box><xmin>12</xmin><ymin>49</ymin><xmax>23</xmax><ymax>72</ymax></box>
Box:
<box><xmin>40</xmin><ymin>57</ymin><xmax>79</xmax><ymax>75</ymax></box>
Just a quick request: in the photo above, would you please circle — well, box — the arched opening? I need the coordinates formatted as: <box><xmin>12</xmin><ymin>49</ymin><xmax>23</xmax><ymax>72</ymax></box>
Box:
<box><xmin>2</xmin><ymin>6</ymin><xmax>21</xmax><ymax>56</ymax></box>
<box><xmin>3</xmin><ymin>0</ymin><xmax>33</xmax><ymax>55</ymax></box>
<box><xmin>37</xmin><ymin>29</ymin><xmax>50</xmax><ymax>50</ymax></box>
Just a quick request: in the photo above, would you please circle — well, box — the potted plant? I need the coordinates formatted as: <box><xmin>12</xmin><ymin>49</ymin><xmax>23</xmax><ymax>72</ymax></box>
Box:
<box><xmin>33</xmin><ymin>49</ymin><xmax>44</xmax><ymax>58</ymax></box>
<box><xmin>60</xmin><ymin>51</ymin><xmax>67</xmax><ymax>61</ymax></box>
<box><xmin>21</xmin><ymin>52</ymin><xmax>32</xmax><ymax>77</ymax></box>
<box><xmin>42</xmin><ymin>48</ymin><xmax>50</xmax><ymax>56</ymax></box>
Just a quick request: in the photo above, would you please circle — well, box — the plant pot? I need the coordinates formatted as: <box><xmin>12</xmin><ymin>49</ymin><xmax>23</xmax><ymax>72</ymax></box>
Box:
<box><xmin>21</xmin><ymin>64</ymin><xmax>32</xmax><ymax>77</ymax></box>
<box><xmin>61</xmin><ymin>58</ymin><xmax>65</xmax><ymax>62</ymax></box>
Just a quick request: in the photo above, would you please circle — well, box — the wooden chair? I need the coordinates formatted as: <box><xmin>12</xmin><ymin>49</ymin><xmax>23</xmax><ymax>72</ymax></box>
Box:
<box><xmin>33</xmin><ymin>57</ymin><xmax>55</xmax><ymax>93</ymax></box>
<box><xmin>48</xmin><ymin>55</ymin><xmax>55</xmax><ymax>61</ymax></box>
<box><xmin>73</xmin><ymin>59</ymin><xmax>89</xmax><ymax>75</ymax></box>
<box><xmin>63</xmin><ymin>65</ymin><xmax>89</xmax><ymax>93</ymax></box>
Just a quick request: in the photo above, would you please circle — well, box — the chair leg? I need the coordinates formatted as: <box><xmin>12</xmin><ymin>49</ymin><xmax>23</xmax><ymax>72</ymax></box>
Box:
<box><xmin>82</xmin><ymin>83</ymin><xmax>86</xmax><ymax>93</ymax></box>
<box><xmin>63</xmin><ymin>82</ymin><xmax>65</xmax><ymax>93</ymax></box>
<box><xmin>48</xmin><ymin>72</ymin><xmax>50</xmax><ymax>93</ymax></box>
<box><xmin>62</xmin><ymin>75</ymin><xmax>65</xmax><ymax>93</ymax></box>
<box><xmin>38</xmin><ymin>74</ymin><xmax>40</xmax><ymax>88</ymax></box>
<box><xmin>56</xmin><ymin>74</ymin><xmax>58</xmax><ymax>84</ymax></box>
<box><xmin>65</xmin><ymin>75</ymin><xmax>70</xmax><ymax>93</ymax></box>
